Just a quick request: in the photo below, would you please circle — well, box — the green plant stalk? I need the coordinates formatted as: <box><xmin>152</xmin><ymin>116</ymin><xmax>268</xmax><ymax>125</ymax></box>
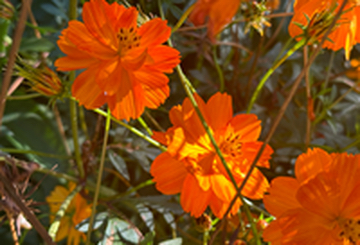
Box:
<box><xmin>240</xmin><ymin>195</ymin><xmax>261</xmax><ymax>245</ymax></box>
<box><xmin>86</xmin><ymin>108</ymin><xmax>111</xmax><ymax>244</ymax></box>
<box><xmin>78</xmin><ymin>106</ymin><xmax>89</xmax><ymax>140</ymax></box>
<box><xmin>314</xmin><ymin>50</ymin><xmax>335</xmax><ymax>116</ymax></box>
<box><xmin>212</xmin><ymin>46</ymin><xmax>225</xmax><ymax>92</ymax></box>
<box><xmin>313</xmin><ymin>86</ymin><xmax>355</xmax><ymax>125</ymax></box>
<box><xmin>247</xmin><ymin>38</ymin><xmax>306</xmax><ymax>113</ymax></box>
<box><xmin>6</xmin><ymin>93</ymin><xmax>42</xmax><ymax>100</ymax></box>
<box><xmin>138</xmin><ymin>116</ymin><xmax>153</xmax><ymax>135</ymax></box>
<box><xmin>0</xmin><ymin>148</ymin><xmax>69</xmax><ymax>159</ymax></box>
<box><xmin>67</xmin><ymin>0</ymin><xmax>84</xmax><ymax>179</ymax></box>
<box><xmin>203</xmin><ymin>230</ymin><xmax>209</xmax><ymax>245</ymax></box>
<box><xmin>93</xmin><ymin>108</ymin><xmax>166</xmax><ymax>151</ymax></box>
<box><xmin>48</xmin><ymin>184</ymin><xmax>83</xmax><ymax>240</ymax></box>
<box><xmin>172</xmin><ymin>3</ymin><xmax>195</xmax><ymax>33</ymax></box>
<box><xmin>70</xmin><ymin>98</ymin><xmax>85</xmax><ymax>178</ymax></box>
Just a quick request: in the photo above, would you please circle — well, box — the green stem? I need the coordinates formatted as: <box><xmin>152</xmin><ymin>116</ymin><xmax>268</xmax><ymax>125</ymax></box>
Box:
<box><xmin>203</xmin><ymin>230</ymin><xmax>209</xmax><ymax>245</ymax></box>
<box><xmin>86</xmin><ymin>108</ymin><xmax>111</xmax><ymax>244</ymax></box>
<box><xmin>93</xmin><ymin>108</ymin><xmax>166</xmax><ymax>152</ymax></box>
<box><xmin>6</xmin><ymin>93</ymin><xmax>41</xmax><ymax>100</ymax></box>
<box><xmin>240</xmin><ymin>195</ymin><xmax>261</xmax><ymax>245</ymax></box>
<box><xmin>212</xmin><ymin>46</ymin><xmax>225</xmax><ymax>92</ymax></box>
<box><xmin>48</xmin><ymin>184</ymin><xmax>83</xmax><ymax>240</ymax></box>
<box><xmin>313</xmin><ymin>86</ymin><xmax>355</xmax><ymax>125</ymax></box>
<box><xmin>70</xmin><ymin>98</ymin><xmax>85</xmax><ymax>178</ymax></box>
<box><xmin>314</xmin><ymin>50</ymin><xmax>335</xmax><ymax>116</ymax></box>
<box><xmin>78</xmin><ymin>106</ymin><xmax>89</xmax><ymax>140</ymax></box>
<box><xmin>137</xmin><ymin>116</ymin><xmax>153</xmax><ymax>136</ymax></box>
<box><xmin>172</xmin><ymin>3</ymin><xmax>195</xmax><ymax>33</ymax></box>
<box><xmin>0</xmin><ymin>148</ymin><xmax>69</xmax><ymax>159</ymax></box>
<box><xmin>247</xmin><ymin>38</ymin><xmax>306</xmax><ymax>113</ymax></box>
<box><xmin>67</xmin><ymin>0</ymin><xmax>84</xmax><ymax>179</ymax></box>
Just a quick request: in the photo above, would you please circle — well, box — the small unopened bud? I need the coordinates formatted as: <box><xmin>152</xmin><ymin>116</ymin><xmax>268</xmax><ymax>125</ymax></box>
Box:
<box><xmin>16</xmin><ymin>61</ymin><xmax>64</xmax><ymax>98</ymax></box>
<box><xmin>195</xmin><ymin>213</ymin><xmax>212</xmax><ymax>232</ymax></box>
<box><xmin>0</xmin><ymin>0</ymin><xmax>14</xmax><ymax>20</ymax></box>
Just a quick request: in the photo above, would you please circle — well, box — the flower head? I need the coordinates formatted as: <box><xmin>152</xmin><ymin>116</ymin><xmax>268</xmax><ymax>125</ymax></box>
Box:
<box><xmin>16</xmin><ymin>61</ymin><xmax>64</xmax><ymax>98</ymax></box>
<box><xmin>189</xmin><ymin>0</ymin><xmax>240</xmax><ymax>42</ymax></box>
<box><xmin>46</xmin><ymin>183</ymin><xmax>92</xmax><ymax>245</ymax></box>
<box><xmin>150</xmin><ymin>93</ymin><xmax>273</xmax><ymax>219</ymax></box>
<box><xmin>263</xmin><ymin>148</ymin><xmax>360</xmax><ymax>245</ymax></box>
<box><xmin>288</xmin><ymin>0</ymin><xmax>360</xmax><ymax>59</ymax></box>
<box><xmin>55</xmin><ymin>0</ymin><xmax>180</xmax><ymax>121</ymax></box>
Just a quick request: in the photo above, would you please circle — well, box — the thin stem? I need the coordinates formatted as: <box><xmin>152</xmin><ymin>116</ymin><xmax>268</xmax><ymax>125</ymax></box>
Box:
<box><xmin>212</xmin><ymin>46</ymin><xmax>225</xmax><ymax>92</ymax></box>
<box><xmin>48</xmin><ymin>184</ymin><xmax>83</xmax><ymax>240</ymax></box>
<box><xmin>70</xmin><ymin>99</ymin><xmax>85</xmax><ymax>178</ymax></box>
<box><xmin>6</xmin><ymin>93</ymin><xmax>42</xmax><ymax>100</ymax></box>
<box><xmin>0</xmin><ymin>0</ymin><xmax>31</xmax><ymax>130</ymax></box>
<box><xmin>314</xmin><ymin>50</ymin><xmax>335</xmax><ymax>116</ymax></box>
<box><xmin>86</xmin><ymin>108</ymin><xmax>111</xmax><ymax>244</ymax></box>
<box><xmin>172</xmin><ymin>3</ymin><xmax>195</xmax><ymax>33</ymax></box>
<box><xmin>93</xmin><ymin>108</ymin><xmax>166</xmax><ymax>151</ymax></box>
<box><xmin>137</xmin><ymin>116</ymin><xmax>153</xmax><ymax>136</ymax></box>
<box><xmin>304</xmin><ymin>46</ymin><xmax>311</xmax><ymax>148</ymax></box>
<box><xmin>313</xmin><ymin>86</ymin><xmax>355</xmax><ymax>125</ymax></box>
<box><xmin>247</xmin><ymin>38</ymin><xmax>306</xmax><ymax>112</ymax></box>
<box><xmin>78</xmin><ymin>106</ymin><xmax>89</xmax><ymax>140</ymax></box>
<box><xmin>240</xmin><ymin>195</ymin><xmax>261</xmax><ymax>245</ymax></box>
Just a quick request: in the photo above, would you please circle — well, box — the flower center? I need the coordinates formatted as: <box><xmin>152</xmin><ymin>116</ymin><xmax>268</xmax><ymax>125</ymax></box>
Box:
<box><xmin>117</xmin><ymin>27</ymin><xmax>141</xmax><ymax>56</ymax></box>
<box><xmin>338</xmin><ymin>219</ymin><xmax>360</xmax><ymax>244</ymax></box>
<box><xmin>220</xmin><ymin>133</ymin><xmax>242</xmax><ymax>158</ymax></box>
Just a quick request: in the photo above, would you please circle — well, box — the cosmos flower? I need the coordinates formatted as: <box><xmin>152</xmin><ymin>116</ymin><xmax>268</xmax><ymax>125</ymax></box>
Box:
<box><xmin>46</xmin><ymin>183</ymin><xmax>92</xmax><ymax>245</ymax></box>
<box><xmin>288</xmin><ymin>0</ymin><xmax>360</xmax><ymax>59</ymax></box>
<box><xmin>263</xmin><ymin>148</ymin><xmax>360</xmax><ymax>245</ymax></box>
<box><xmin>150</xmin><ymin>92</ymin><xmax>273</xmax><ymax>218</ymax></box>
<box><xmin>55</xmin><ymin>0</ymin><xmax>180</xmax><ymax>120</ymax></box>
<box><xmin>188</xmin><ymin>0</ymin><xmax>240</xmax><ymax>41</ymax></box>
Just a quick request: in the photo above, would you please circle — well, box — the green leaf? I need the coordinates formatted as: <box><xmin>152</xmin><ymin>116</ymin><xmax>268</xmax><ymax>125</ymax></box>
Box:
<box><xmin>159</xmin><ymin>238</ymin><xmax>182</xmax><ymax>245</ymax></box>
<box><xmin>20</xmin><ymin>37</ymin><xmax>55</xmax><ymax>52</ymax></box>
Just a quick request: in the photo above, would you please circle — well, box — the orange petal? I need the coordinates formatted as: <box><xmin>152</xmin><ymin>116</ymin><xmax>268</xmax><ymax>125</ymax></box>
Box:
<box><xmin>82</xmin><ymin>0</ymin><xmax>118</xmax><ymax>49</ymax></box>
<box><xmin>294</xmin><ymin>148</ymin><xmax>331</xmax><ymax>184</ymax></box>
<box><xmin>263</xmin><ymin>177</ymin><xmax>301</xmax><ymax>217</ymax></box>
<box><xmin>71</xmin><ymin>68</ymin><xmax>107</xmax><ymax>109</ymax></box>
<box><xmin>180</xmin><ymin>174</ymin><xmax>212</xmax><ymax>217</ymax></box>
<box><xmin>64</xmin><ymin>20</ymin><xmax>116</xmax><ymax>59</ymax></box>
<box><xmin>229</xmin><ymin>114</ymin><xmax>261</xmax><ymax>142</ymax></box>
<box><xmin>296</xmin><ymin>172</ymin><xmax>339</xmax><ymax>222</ymax></box>
<box><xmin>150</xmin><ymin>152</ymin><xmax>188</xmax><ymax>195</ymax></box>
<box><xmin>134</xmin><ymin>67</ymin><xmax>169</xmax><ymax>88</ymax></box>
<box><xmin>143</xmin><ymin>84</ymin><xmax>169</xmax><ymax>109</ymax></box>
<box><xmin>262</xmin><ymin>220</ymin><xmax>283</xmax><ymax>245</ymax></box>
<box><xmin>122</xmin><ymin>48</ymin><xmax>148</xmax><ymax>71</ymax></box>
<box><xmin>240</xmin><ymin>167</ymin><xmax>269</xmax><ymax>200</ymax></box>
<box><xmin>138</xmin><ymin>18</ymin><xmax>171</xmax><ymax>47</ymax></box>
<box><xmin>205</xmin><ymin>92</ymin><xmax>233</xmax><ymax>132</ymax></box>
<box><xmin>210</xmin><ymin>174</ymin><xmax>236</xmax><ymax>202</ymax></box>
<box><xmin>146</xmin><ymin>45</ymin><xmax>180</xmax><ymax>73</ymax></box>
<box><xmin>95</xmin><ymin>57</ymin><xmax>122</xmax><ymax>95</ymax></box>
<box><xmin>107</xmin><ymin>71</ymin><xmax>145</xmax><ymax>120</ymax></box>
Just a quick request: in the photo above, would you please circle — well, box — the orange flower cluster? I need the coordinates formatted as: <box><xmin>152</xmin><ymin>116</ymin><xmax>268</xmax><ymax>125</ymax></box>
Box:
<box><xmin>189</xmin><ymin>0</ymin><xmax>240</xmax><ymax>41</ymax></box>
<box><xmin>150</xmin><ymin>93</ymin><xmax>273</xmax><ymax>218</ymax></box>
<box><xmin>263</xmin><ymin>148</ymin><xmax>360</xmax><ymax>245</ymax></box>
<box><xmin>46</xmin><ymin>183</ymin><xmax>92</xmax><ymax>245</ymax></box>
<box><xmin>55</xmin><ymin>0</ymin><xmax>180</xmax><ymax>120</ymax></box>
<box><xmin>289</xmin><ymin>0</ymin><xmax>360</xmax><ymax>59</ymax></box>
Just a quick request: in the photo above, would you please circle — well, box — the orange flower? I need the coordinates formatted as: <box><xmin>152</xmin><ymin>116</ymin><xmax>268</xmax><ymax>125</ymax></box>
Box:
<box><xmin>55</xmin><ymin>0</ymin><xmax>180</xmax><ymax>121</ymax></box>
<box><xmin>263</xmin><ymin>148</ymin><xmax>360</xmax><ymax>245</ymax></box>
<box><xmin>150</xmin><ymin>93</ymin><xmax>273</xmax><ymax>218</ymax></box>
<box><xmin>188</xmin><ymin>0</ymin><xmax>240</xmax><ymax>41</ymax></box>
<box><xmin>288</xmin><ymin>0</ymin><xmax>360</xmax><ymax>59</ymax></box>
<box><xmin>46</xmin><ymin>183</ymin><xmax>92</xmax><ymax>245</ymax></box>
